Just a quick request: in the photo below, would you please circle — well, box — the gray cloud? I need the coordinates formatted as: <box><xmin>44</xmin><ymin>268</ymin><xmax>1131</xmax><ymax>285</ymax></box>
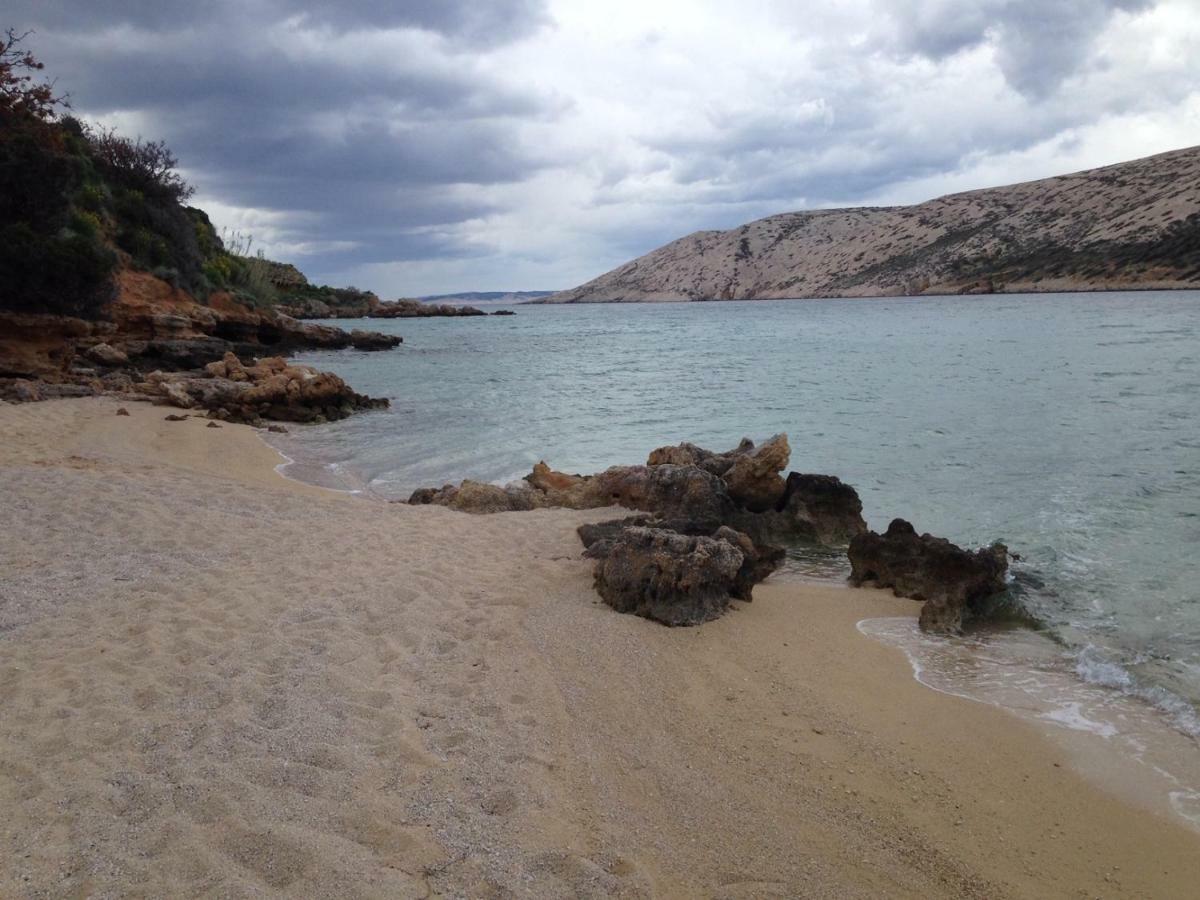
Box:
<box><xmin>881</xmin><ymin>0</ymin><xmax>1154</xmax><ymax>97</ymax></box>
<box><xmin>3</xmin><ymin>0</ymin><xmax>1195</xmax><ymax>294</ymax></box>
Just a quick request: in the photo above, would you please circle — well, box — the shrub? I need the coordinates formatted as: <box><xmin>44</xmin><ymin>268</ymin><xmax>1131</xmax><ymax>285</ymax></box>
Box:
<box><xmin>84</xmin><ymin>123</ymin><xmax>194</xmax><ymax>204</ymax></box>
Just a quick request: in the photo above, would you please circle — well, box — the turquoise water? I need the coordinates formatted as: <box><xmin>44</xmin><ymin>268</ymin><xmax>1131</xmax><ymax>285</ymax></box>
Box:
<box><xmin>278</xmin><ymin>292</ymin><xmax>1200</xmax><ymax>737</ymax></box>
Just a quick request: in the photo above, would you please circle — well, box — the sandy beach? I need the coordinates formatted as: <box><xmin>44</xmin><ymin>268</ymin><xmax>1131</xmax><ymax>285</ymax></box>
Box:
<box><xmin>2</xmin><ymin>397</ymin><xmax>1199</xmax><ymax>898</ymax></box>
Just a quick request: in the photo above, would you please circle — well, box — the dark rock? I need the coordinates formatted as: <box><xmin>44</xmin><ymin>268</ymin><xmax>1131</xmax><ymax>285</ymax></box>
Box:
<box><xmin>349</xmin><ymin>329</ymin><xmax>402</xmax><ymax>351</ymax></box>
<box><xmin>267</xmin><ymin>424</ymin><xmax>289</xmax><ymax>434</ymax></box>
<box><xmin>592</xmin><ymin>526</ymin><xmax>749</xmax><ymax>626</ymax></box>
<box><xmin>164</xmin><ymin>413</ymin><xmax>189</xmax><ymax>421</ymax></box>
<box><xmin>711</xmin><ymin>526</ymin><xmax>786</xmax><ymax>601</ymax></box>
<box><xmin>577</xmin><ymin>515</ymin><xmax>655</xmax><ymax>559</ymax></box>
<box><xmin>736</xmin><ymin>473</ymin><xmax>867</xmax><ymax>546</ymax></box>
<box><xmin>206</xmin><ymin>421</ymin><xmax>222</xmax><ymax>428</ymax></box>
<box><xmin>492</xmin><ymin>309</ymin><xmax>516</xmax><ymax>316</ymax></box>
<box><xmin>847</xmin><ymin>518</ymin><xmax>1009</xmax><ymax>634</ymax></box>
<box><xmin>116</xmin><ymin>407</ymin><xmax>130</xmax><ymax>416</ymax></box>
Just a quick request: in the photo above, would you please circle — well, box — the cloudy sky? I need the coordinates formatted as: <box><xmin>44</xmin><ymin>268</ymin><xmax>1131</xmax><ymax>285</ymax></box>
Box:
<box><xmin>11</xmin><ymin>0</ymin><xmax>1200</xmax><ymax>295</ymax></box>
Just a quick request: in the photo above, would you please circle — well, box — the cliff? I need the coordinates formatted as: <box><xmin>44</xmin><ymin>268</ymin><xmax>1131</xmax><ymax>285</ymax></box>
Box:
<box><xmin>541</xmin><ymin>146</ymin><xmax>1200</xmax><ymax>302</ymax></box>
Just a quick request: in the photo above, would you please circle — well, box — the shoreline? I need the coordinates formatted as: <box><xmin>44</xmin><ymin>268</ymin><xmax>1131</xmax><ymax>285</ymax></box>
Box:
<box><xmin>3</xmin><ymin>396</ymin><xmax>1199</xmax><ymax>897</ymax></box>
<box><xmin>529</xmin><ymin>285</ymin><xmax>1200</xmax><ymax>304</ymax></box>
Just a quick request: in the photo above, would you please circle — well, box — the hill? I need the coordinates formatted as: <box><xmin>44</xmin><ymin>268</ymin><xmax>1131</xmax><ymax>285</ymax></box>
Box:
<box><xmin>540</xmin><ymin>147</ymin><xmax>1200</xmax><ymax>303</ymax></box>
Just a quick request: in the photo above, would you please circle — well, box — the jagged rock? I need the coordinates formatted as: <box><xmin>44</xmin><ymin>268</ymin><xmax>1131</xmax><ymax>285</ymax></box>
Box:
<box><xmin>722</xmin><ymin>433</ymin><xmax>790</xmax><ymax>512</ymax></box>
<box><xmin>590</xmin><ymin>464</ymin><xmax>733</xmax><ymax>524</ymax></box>
<box><xmin>646</xmin><ymin>438</ymin><xmax>753</xmax><ymax>475</ymax></box>
<box><xmin>577</xmin><ymin>515</ymin><xmax>656</xmax><ymax>559</ymax></box>
<box><xmin>267</xmin><ymin>424</ymin><xmax>288</xmax><ymax>434</ymax></box>
<box><xmin>147</xmin><ymin>352</ymin><xmax>387</xmax><ymax>424</ymax></box>
<box><xmin>492</xmin><ymin>310</ymin><xmax>516</xmax><ymax>316</ymax></box>
<box><xmin>712</xmin><ymin>525</ymin><xmax>786</xmax><ymax>601</ymax></box>
<box><xmin>847</xmin><ymin>519</ymin><xmax>1009</xmax><ymax>634</ymax></box>
<box><xmin>592</xmin><ymin>526</ymin><xmax>766</xmax><ymax>626</ymax></box>
<box><xmin>734</xmin><ymin>472</ymin><xmax>867</xmax><ymax>546</ymax></box>
<box><xmin>349</xmin><ymin>329</ymin><xmax>402</xmax><ymax>351</ymax></box>
<box><xmin>85</xmin><ymin>343</ymin><xmax>129</xmax><ymax>367</ymax></box>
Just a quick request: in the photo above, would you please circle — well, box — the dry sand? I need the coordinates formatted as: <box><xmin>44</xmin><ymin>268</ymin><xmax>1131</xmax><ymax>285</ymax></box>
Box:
<box><xmin>2</xmin><ymin>397</ymin><xmax>1198</xmax><ymax>898</ymax></box>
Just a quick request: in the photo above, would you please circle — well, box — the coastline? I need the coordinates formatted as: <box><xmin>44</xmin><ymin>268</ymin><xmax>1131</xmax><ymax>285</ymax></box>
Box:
<box><xmin>530</xmin><ymin>283</ymin><xmax>1200</xmax><ymax>304</ymax></box>
<box><xmin>3</xmin><ymin>397</ymin><xmax>1199</xmax><ymax>897</ymax></box>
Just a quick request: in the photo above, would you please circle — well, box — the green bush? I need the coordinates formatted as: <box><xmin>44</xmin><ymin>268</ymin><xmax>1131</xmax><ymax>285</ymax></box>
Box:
<box><xmin>0</xmin><ymin>221</ymin><xmax>116</xmax><ymax>316</ymax></box>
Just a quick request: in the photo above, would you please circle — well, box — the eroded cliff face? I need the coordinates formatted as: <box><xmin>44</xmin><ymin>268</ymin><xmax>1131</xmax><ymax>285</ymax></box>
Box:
<box><xmin>542</xmin><ymin>145</ymin><xmax>1200</xmax><ymax>302</ymax></box>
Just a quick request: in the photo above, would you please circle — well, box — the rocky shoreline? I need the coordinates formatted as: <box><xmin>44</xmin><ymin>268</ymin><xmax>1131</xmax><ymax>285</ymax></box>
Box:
<box><xmin>1</xmin><ymin>270</ymin><xmax>398</xmax><ymax>423</ymax></box>
<box><xmin>408</xmin><ymin>432</ymin><xmax>1011</xmax><ymax>632</ymax></box>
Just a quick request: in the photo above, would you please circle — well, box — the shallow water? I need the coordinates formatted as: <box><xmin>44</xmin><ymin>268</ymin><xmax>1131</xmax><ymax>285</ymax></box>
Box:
<box><xmin>275</xmin><ymin>291</ymin><xmax>1200</xmax><ymax>748</ymax></box>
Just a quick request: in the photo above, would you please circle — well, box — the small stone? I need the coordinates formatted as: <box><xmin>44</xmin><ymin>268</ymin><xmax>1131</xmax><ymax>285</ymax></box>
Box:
<box><xmin>115</xmin><ymin>407</ymin><xmax>130</xmax><ymax>417</ymax></box>
<box><xmin>164</xmin><ymin>414</ymin><xmax>188</xmax><ymax>422</ymax></box>
<box><xmin>206</xmin><ymin>421</ymin><xmax>222</xmax><ymax>428</ymax></box>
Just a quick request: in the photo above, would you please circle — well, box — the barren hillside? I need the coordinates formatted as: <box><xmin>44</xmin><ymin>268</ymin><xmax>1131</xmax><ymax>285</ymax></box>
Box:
<box><xmin>541</xmin><ymin>146</ymin><xmax>1200</xmax><ymax>302</ymax></box>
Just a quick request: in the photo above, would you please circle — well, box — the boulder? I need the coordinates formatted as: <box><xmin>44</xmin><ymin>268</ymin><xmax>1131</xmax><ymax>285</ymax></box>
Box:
<box><xmin>721</xmin><ymin>433</ymin><xmax>790</xmax><ymax>512</ymax></box>
<box><xmin>85</xmin><ymin>343</ymin><xmax>129</xmax><ymax>367</ymax></box>
<box><xmin>591</xmin><ymin>526</ymin><xmax>750</xmax><ymax>626</ymax></box>
<box><xmin>847</xmin><ymin>519</ymin><xmax>1009</xmax><ymax>634</ymax></box>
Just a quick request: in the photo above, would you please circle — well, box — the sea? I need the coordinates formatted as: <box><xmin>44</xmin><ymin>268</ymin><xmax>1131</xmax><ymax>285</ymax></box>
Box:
<box><xmin>269</xmin><ymin>290</ymin><xmax>1200</xmax><ymax>825</ymax></box>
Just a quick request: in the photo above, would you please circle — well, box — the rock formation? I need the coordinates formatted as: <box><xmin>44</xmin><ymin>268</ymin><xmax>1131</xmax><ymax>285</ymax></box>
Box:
<box><xmin>409</xmin><ymin>434</ymin><xmax>867</xmax><ymax>549</ymax></box>
<box><xmin>0</xmin><ymin>270</ymin><xmax>397</xmax><ymax>420</ymax></box>
<box><xmin>142</xmin><ymin>352</ymin><xmax>386</xmax><ymax>424</ymax></box>
<box><xmin>587</xmin><ymin>525</ymin><xmax>780</xmax><ymax>626</ymax></box>
<box><xmin>847</xmin><ymin>519</ymin><xmax>1009</xmax><ymax>633</ymax></box>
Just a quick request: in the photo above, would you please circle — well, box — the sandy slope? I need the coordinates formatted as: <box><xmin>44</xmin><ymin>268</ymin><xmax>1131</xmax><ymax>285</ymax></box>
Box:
<box><xmin>1</xmin><ymin>397</ymin><xmax>1198</xmax><ymax>898</ymax></box>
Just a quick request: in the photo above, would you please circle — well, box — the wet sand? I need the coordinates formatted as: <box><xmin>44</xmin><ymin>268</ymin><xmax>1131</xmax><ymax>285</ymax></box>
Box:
<box><xmin>2</xmin><ymin>397</ymin><xmax>1198</xmax><ymax>898</ymax></box>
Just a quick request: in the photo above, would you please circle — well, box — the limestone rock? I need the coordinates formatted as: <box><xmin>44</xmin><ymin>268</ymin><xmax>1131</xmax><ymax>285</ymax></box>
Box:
<box><xmin>847</xmin><ymin>519</ymin><xmax>1009</xmax><ymax>634</ymax></box>
<box><xmin>85</xmin><ymin>343</ymin><xmax>129</xmax><ymax>367</ymax></box>
<box><xmin>722</xmin><ymin>433</ymin><xmax>790</xmax><ymax>512</ymax></box>
<box><xmin>591</xmin><ymin>526</ymin><xmax>748</xmax><ymax>626</ymax></box>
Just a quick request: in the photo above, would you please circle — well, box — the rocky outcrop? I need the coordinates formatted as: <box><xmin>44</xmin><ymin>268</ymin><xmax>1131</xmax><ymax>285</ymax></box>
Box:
<box><xmin>143</xmin><ymin>352</ymin><xmax>387</xmax><ymax>424</ymax></box>
<box><xmin>0</xmin><ymin>270</ymin><xmax>400</xmax><ymax>418</ymax></box>
<box><xmin>409</xmin><ymin>434</ymin><xmax>867</xmax><ymax>549</ymax></box>
<box><xmin>278</xmin><ymin>294</ymin><xmax>489</xmax><ymax>319</ymax></box>
<box><xmin>349</xmin><ymin>329</ymin><xmax>403</xmax><ymax>351</ymax></box>
<box><xmin>847</xmin><ymin>519</ymin><xmax>1009</xmax><ymax>634</ymax></box>
<box><xmin>368</xmin><ymin>299</ymin><xmax>487</xmax><ymax>318</ymax></box>
<box><xmin>588</xmin><ymin>524</ymin><xmax>781</xmax><ymax>626</ymax></box>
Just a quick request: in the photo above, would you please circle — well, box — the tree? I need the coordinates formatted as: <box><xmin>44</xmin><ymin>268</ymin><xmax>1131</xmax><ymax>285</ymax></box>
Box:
<box><xmin>85</xmin><ymin>124</ymin><xmax>195</xmax><ymax>203</ymax></box>
<box><xmin>0</xmin><ymin>28</ymin><xmax>66</xmax><ymax>128</ymax></box>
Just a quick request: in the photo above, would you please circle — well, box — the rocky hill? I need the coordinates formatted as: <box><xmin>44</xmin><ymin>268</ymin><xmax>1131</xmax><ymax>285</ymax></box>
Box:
<box><xmin>541</xmin><ymin>146</ymin><xmax>1200</xmax><ymax>303</ymax></box>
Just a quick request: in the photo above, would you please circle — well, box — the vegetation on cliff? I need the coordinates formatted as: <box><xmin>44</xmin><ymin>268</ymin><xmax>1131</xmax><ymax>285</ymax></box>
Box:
<box><xmin>0</xmin><ymin>31</ymin><xmax>285</xmax><ymax>318</ymax></box>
